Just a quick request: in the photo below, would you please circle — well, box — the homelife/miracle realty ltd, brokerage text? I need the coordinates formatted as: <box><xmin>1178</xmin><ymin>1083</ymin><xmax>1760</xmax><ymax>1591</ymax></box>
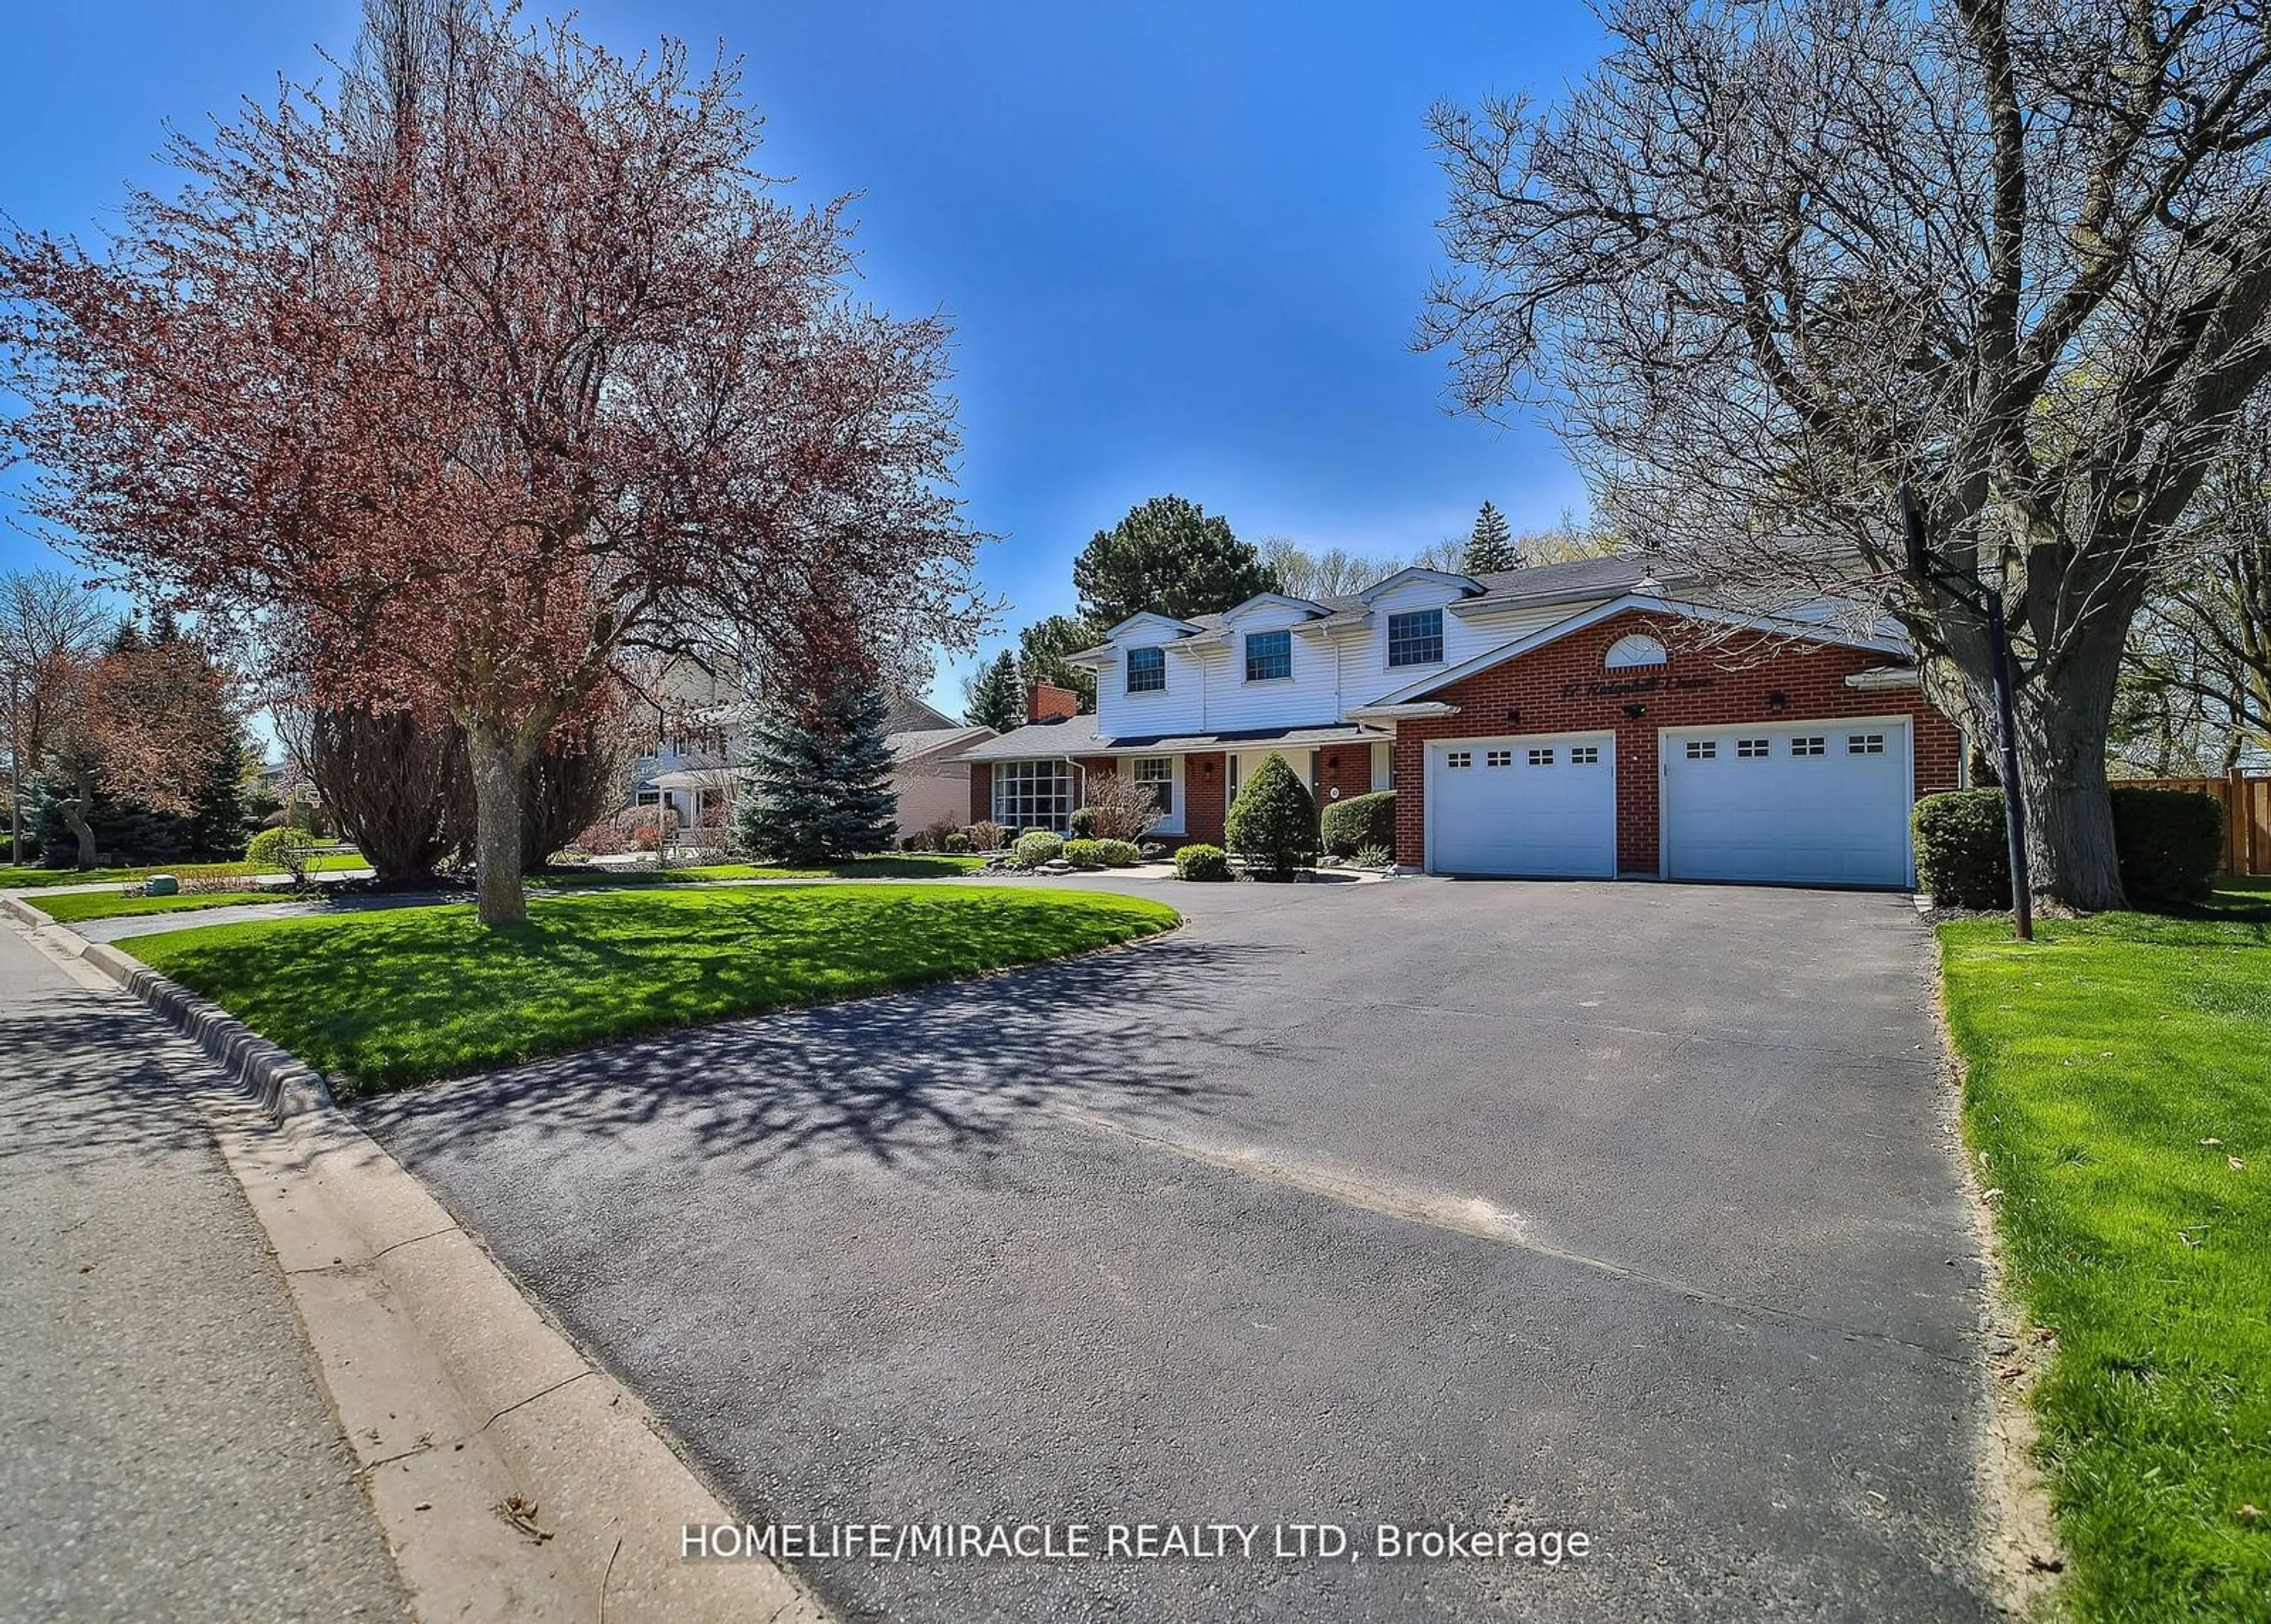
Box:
<box><xmin>682</xmin><ymin>1521</ymin><xmax>1596</xmax><ymax>1566</ymax></box>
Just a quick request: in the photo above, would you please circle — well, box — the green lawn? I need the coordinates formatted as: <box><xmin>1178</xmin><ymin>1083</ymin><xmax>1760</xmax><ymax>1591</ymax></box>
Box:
<box><xmin>538</xmin><ymin>854</ymin><xmax>986</xmax><ymax>887</ymax></box>
<box><xmin>1940</xmin><ymin>879</ymin><xmax>2271</xmax><ymax>1620</ymax></box>
<box><xmin>128</xmin><ymin>884</ymin><xmax>1177</xmax><ymax>1094</ymax></box>
<box><xmin>28</xmin><ymin>888</ymin><xmax>308</xmax><ymax>924</ymax></box>
<box><xmin>0</xmin><ymin>853</ymin><xmax>366</xmax><ymax>888</ymax></box>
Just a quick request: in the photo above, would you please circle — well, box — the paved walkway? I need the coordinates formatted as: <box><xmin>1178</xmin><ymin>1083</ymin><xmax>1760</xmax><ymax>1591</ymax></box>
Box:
<box><xmin>0</xmin><ymin>922</ymin><xmax>405</xmax><ymax>1623</ymax></box>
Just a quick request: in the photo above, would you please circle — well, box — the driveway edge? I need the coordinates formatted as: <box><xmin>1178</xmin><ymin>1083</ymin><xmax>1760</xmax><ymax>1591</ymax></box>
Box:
<box><xmin>14</xmin><ymin>908</ymin><xmax>828</xmax><ymax>1624</ymax></box>
<box><xmin>1921</xmin><ymin>930</ymin><xmax>2069</xmax><ymax>1616</ymax></box>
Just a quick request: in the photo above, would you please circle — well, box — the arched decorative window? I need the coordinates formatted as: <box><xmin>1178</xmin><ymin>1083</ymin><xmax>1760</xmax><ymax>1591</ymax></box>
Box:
<box><xmin>1604</xmin><ymin>633</ymin><xmax>1668</xmax><ymax>669</ymax></box>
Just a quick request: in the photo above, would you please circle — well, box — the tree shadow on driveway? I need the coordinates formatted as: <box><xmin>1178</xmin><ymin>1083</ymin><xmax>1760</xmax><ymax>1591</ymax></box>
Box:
<box><xmin>355</xmin><ymin>934</ymin><xmax>1272</xmax><ymax>1180</ymax></box>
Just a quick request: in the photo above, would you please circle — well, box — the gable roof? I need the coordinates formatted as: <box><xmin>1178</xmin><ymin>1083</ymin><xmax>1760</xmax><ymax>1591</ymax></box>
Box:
<box><xmin>1356</xmin><ymin>565</ymin><xmax>1484</xmax><ymax>603</ymax></box>
<box><xmin>887</xmin><ymin>724</ymin><xmax>995</xmax><ymax>765</ymax></box>
<box><xmin>1361</xmin><ymin>594</ymin><xmax>1913</xmax><ymax>707</ymax></box>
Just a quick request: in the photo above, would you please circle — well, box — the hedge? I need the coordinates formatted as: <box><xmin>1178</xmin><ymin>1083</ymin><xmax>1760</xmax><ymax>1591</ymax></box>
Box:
<box><xmin>1175</xmin><ymin>843</ymin><xmax>1231</xmax><ymax>882</ymax></box>
<box><xmin>1062</xmin><ymin>838</ymin><xmax>1107</xmax><ymax>869</ymax></box>
<box><xmin>1912</xmin><ymin>786</ymin><xmax>2222</xmax><ymax>908</ymax></box>
<box><xmin>1011</xmin><ymin>830</ymin><xmax>1064</xmax><ymax>868</ymax></box>
<box><xmin>1095</xmin><ymin>839</ymin><xmax>1141</xmax><ymax>868</ymax></box>
<box><xmin>1321</xmin><ymin>790</ymin><xmax>1395</xmax><ymax>858</ymax></box>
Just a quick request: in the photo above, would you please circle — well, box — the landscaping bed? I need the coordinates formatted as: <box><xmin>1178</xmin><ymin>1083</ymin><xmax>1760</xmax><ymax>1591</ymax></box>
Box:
<box><xmin>127</xmin><ymin>884</ymin><xmax>1179</xmax><ymax>1094</ymax></box>
<box><xmin>0</xmin><ymin>853</ymin><xmax>367</xmax><ymax>889</ymax></box>
<box><xmin>1940</xmin><ymin>879</ymin><xmax>2271</xmax><ymax>1620</ymax></box>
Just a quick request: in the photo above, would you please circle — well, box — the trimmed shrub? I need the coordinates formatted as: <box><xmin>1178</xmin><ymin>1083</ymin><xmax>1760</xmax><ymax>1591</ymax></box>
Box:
<box><xmin>944</xmin><ymin>832</ymin><xmax>972</xmax><ymax>854</ymax></box>
<box><xmin>2110</xmin><ymin>787</ymin><xmax>2223</xmax><ymax>903</ymax></box>
<box><xmin>1012</xmin><ymin>830</ymin><xmax>1064</xmax><ymax>868</ymax></box>
<box><xmin>1096</xmin><ymin>839</ymin><xmax>1141</xmax><ymax>868</ymax></box>
<box><xmin>1067</xmin><ymin>806</ymin><xmax>1099</xmax><ymax>839</ymax></box>
<box><xmin>1321</xmin><ymin>789</ymin><xmax>1396</xmax><ymax>858</ymax></box>
<box><xmin>245</xmin><ymin>824</ymin><xmax>317</xmax><ymax>885</ymax></box>
<box><xmin>1224</xmin><ymin>752</ymin><xmax>1318</xmax><ymax>876</ymax></box>
<box><xmin>1062</xmin><ymin>838</ymin><xmax>1107</xmax><ymax>869</ymax></box>
<box><xmin>1913</xmin><ymin>790</ymin><xmax>2010</xmax><ymax>908</ymax></box>
<box><xmin>1913</xmin><ymin>786</ymin><xmax>2224</xmax><ymax>909</ymax></box>
<box><xmin>1175</xmin><ymin>843</ymin><xmax>1231</xmax><ymax>882</ymax></box>
<box><xmin>965</xmin><ymin>819</ymin><xmax>1007</xmax><ymax>852</ymax></box>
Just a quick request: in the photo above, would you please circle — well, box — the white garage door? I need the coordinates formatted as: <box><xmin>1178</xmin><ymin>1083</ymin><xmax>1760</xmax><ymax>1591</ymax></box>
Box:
<box><xmin>1661</xmin><ymin>720</ymin><xmax>1913</xmax><ymax>887</ymax></box>
<box><xmin>1427</xmin><ymin>733</ymin><xmax>1616</xmax><ymax>878</ymax></box>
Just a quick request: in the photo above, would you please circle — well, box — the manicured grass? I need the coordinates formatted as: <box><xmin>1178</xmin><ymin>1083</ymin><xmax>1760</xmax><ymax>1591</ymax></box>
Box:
<box><xmin>0</xmin><ymin>853</ymin><xmax>366</xmax><ymax>888</ymax></box>
<box><xmin>1940</xmin><ymin>879</ymin><xmax>2271</xmax><ymax>1620</ymax></box>
<box><xmin>28</xmin><ymin>888</ymin><xmax>308</xmax><ymax>924</ymax></box>
<box><xmin>129</xmin><ymin>884</ymin><xmax>1177</xmax><ymax>1094</ymax></box>
<box><xmin>538</xmin><ymin>854</ymin><xmax>986</xmax><ymax>887</ymax></box>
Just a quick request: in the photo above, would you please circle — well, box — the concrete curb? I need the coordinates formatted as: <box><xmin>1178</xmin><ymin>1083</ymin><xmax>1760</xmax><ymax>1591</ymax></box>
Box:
<box><xmin>11</xmin><ymin>908</ymin><xmax>828</xmax><ymax>1624</ymax></box>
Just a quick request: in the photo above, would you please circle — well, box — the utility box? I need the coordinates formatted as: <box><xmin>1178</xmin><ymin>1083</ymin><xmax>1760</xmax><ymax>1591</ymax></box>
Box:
<box><xmin>145</xmin><ymin>874</ymin><xmax>179</xmax><ymax>897</ymax></box>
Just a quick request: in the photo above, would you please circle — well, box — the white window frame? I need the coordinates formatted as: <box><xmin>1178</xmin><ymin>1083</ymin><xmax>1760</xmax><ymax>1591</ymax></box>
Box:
<box><xmin>1244</xmin><ymin>629</ymin><xmax>1293</xmax><ymax>682</ymax></box>
<box><xmin>1132</xmin><ymin>755</ymin><xmax>1173</xmax><ymax>815</ymax></box>
<box><xmin>991</xmin><ymin>759</ymin><xmax>1074</xmax><ymax>831</ymax></box>
<box><xmin>1386</xmin><ymin>607</ymin><xmax>1444</xmax><ymax>668</ymax></box>
<box><xmin>1125</xmin><ymin>646</ymin><xmax>1166</xmax><ymax>694</ymax></box>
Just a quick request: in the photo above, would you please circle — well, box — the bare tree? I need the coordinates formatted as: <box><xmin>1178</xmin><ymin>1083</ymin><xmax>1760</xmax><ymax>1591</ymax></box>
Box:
<box><xmin>2120</xmin><ymin>391</ymin><xmax>2271</xmax><ymax>769</ymax></box>
<box><xmin>1422</xmin><ymin>0</ymin><xmax>2271</xmax><ymax>908</ymax></box>
<box><xmin>0</xmin><ymin>570</ymin><xmax>111</xmax><ymax>863</ymax></box>
<box><xmin>1259</xmin><ymin>537</ymin><xmax>1407</xmax><ymax>598</ymax></box>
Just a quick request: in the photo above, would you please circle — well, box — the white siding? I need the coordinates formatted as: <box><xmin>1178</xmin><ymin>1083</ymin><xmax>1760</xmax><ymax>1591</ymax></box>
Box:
<box><xmin>1335</xmin><ymin>598</ymin><xmax>1603</xmax><ymax>709</ymax></box>
<box><xmin>1095</xmin><ymin>643</ymin><xmax>1210</xmax><ymax>738</ymax></box>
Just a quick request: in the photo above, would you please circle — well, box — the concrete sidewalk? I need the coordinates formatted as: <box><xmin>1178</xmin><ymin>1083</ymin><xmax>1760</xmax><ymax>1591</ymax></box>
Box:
<box><xmin>0</xmin><ymin>923</ymin><xmax>406</xmax><ymax>1623</ymax></box>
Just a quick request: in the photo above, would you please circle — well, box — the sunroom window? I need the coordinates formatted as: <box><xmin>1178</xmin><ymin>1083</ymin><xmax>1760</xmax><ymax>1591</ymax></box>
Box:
<box><xmin>991</xmin><ymin>759</ymin><xmax>1072</xmax><ymax>830</ymax></box>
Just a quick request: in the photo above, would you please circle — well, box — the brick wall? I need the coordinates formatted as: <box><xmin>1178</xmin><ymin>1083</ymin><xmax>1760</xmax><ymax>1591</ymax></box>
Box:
<box><xmin>1316</xmin><ymin>742</ymin><xmax>1376</xmax><ymax>812</ymax></box>
<box><xmin>968</xmin><ymin>762</ymin><xmax>990</xmax><ymax>826</ymax></box>
<box><xmin>1389</xmin><ymin>609</ymin><xmax>1962</xmax><ymax>871</ymax></box>
<box><xmin>1185</xmin><ymin>751</ymin><xmax>1227</xmax><ymax>845</ymax></box>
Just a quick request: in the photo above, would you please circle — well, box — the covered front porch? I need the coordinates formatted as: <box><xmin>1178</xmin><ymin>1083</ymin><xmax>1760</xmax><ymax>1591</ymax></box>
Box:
<box><xmin>966</xmin><ymin>723</ymin><xmax>1395</xmax><ymax>845</ymax></box>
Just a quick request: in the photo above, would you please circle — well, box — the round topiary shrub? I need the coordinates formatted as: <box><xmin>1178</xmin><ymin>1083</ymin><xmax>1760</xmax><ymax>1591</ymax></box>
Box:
<box><xmin>245</xmin><ymin>823</ymin><xmax>318</xmax><ymax>884</ymax></box>
<box><xmin>1321</xmin><ymin>789</ymin><xmax>1396</xmax><ymax>858</ymax></box>
<box><xmin>1062</xmin><ymin>837</ymin><xmax>1107</xmax><ymax>869</ymax></box>
<box><xmin>1067</xmin><ymin>806</ymin><xmax>1099</xmax><ymax>839</ymax></box>
<box><xmin>1175</xmin><ymin>843</ymin><xmax>1231</xmax><ymax>882</ymax></box>
<box><xmin>1224</xmin><ymin>752</ymin><xmax>1318</xmax><ymax>878</ymax></box>
<box><xmin>1096</xmin><ymin>839</ymin><xmax>1141</xmax><ymax>868</ymax></box>
<box><xmin>1012</xmin><ymin>830</ymin><xmax>1065</xmax><ymax>869</ymax></box>
<box><xmin>943</xmin><ymin>832</ymin><xmax>972</xmax><ymax>854</ymax></box>
<box><xmin>1912</xmin><ymin>789</ymin><xmax>2010</xmax><ymax>908</ymax></box>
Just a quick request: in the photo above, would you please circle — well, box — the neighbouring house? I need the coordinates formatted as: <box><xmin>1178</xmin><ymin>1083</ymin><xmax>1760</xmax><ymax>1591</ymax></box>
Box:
<box><xmin>627</xmin><ymin>661</ymin><xmax>995</xmax><ymax>842</ymax></box>
<box><xmin>955</xmin><ymin>555</ymin><xmax>1963</xmax><ymax>887</ymax></box>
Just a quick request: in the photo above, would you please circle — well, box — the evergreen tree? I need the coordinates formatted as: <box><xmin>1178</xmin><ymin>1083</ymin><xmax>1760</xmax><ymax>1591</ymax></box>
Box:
<box><xmin>965</xmin><ymin>649</ymin><xmax>1024</xmax><ymax>733</ymax></box>
<box><xmin>736</xmin><ymin>680</ymin><xmax>898</xmax><ymax>863</ymax></box>
<box><xmin>1072</xmin><ymin>495</ymin><xmax>1280</xmax><ymax>625</ymax></box>
<box><xmin>1463</xmin><ymin>501</ymin><xmax>1522</xmax><ymax>574</ymax></box>
<box><xmin>1223</xmin><ymin>751</ymin><xmax>1319</xmax><ymax>878</ymax></box>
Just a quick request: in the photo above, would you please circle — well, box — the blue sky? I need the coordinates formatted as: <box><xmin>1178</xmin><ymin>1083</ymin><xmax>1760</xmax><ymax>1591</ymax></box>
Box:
<box><xmin>0</xmin><ymin>1</ymin><xmax>1606</xmax><ymax>714</ymax></box>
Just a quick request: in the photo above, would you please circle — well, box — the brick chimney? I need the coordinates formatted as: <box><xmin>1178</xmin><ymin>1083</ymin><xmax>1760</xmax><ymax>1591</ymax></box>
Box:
<box><xmin>1028</xmin><ymin>681</ymin><xmax>1079</xmax><ymax>724</ymax></box>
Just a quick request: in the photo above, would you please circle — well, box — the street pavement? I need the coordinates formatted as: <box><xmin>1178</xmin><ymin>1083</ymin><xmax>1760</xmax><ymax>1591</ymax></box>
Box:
<box><xmin>358</xmin><ymin>876</ymin><xmax>1998</xmax><ymax>1623</ymax></box>
<box><xmin>0</xmin><ymin>922</ymin><xmax>405</xmax><ymax>1624</ymax></box>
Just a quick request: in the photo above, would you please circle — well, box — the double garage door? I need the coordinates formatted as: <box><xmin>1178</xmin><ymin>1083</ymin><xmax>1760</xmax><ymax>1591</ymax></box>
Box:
<box><xmin>1426</xmin><ymin>720</ymin><xmax>1914</xmax><ymax>887</ymax></box>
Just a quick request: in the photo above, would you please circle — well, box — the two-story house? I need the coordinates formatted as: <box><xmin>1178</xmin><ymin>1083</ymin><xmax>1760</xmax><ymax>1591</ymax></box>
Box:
<box><xmin>955</xmin><ymin>555</ymin><xmax>1964</xmax><ymax>887</ymax></box>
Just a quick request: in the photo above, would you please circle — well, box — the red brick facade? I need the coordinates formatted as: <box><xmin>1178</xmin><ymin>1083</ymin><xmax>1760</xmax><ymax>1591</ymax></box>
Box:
<box><xmin>1389</xmin><ymin>609</ymin><xmax>1962</xmax><ymax>872</ymax></box>
<box><xmin>1316</xmin><ymin>742</ymin><xmax>1376</xmax><ymax>812</ymax></box>
<box><xmin>1184</xmin><ymin>752</ymin><xmax>1227</xmax><ymax>846</ymax></box>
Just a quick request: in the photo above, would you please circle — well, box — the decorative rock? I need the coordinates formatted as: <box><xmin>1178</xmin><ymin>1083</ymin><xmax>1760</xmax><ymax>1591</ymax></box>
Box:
<box><xmin>145</xmin><ymin>874</ymin><xmax>180</xmax><ymax>897</ymax></box>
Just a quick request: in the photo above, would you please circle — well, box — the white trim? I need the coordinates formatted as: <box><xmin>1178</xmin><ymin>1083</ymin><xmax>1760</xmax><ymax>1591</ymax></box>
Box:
<box><xmin>1358</xmin><ymin>566</ymin><xmax>1484</xmax><ymax>603</ymax></box>
<box><xmin>1844</xmin><ymin>665</ymin><xmax>1923</xmax><ymax>690</ymax></box>
<box><xmin>1603</xmin><ymin>633</ymin><xmax>1668</xmax><ymax>669</ymax></box>
<box><xmin>1368</xmin><ymin>595</ymin><xmax>1915</xmax><ymax>707</ymax></box>
<box><xmin>1654</xmin><ymin>713</ymin><xmax>1916</xmax><ymax>887</ymax></box>
<box><xmin>1345</xmin><ymin>700</ymin><xmax>1460</xmax><ymax>722</ymax></box>
<box><xmin>1422</xmin><ymin>727</ymin><xmax>1617</xmax><ymax>879</ymax></box>
<box><xmin>1219</xmin><ymin>591</ymin><xmax>1332</xmax><ymax>622</ymax></box>
<box><xmin>1103</xmin><ymin>610</ymin><xmax>1203</xmax><ymax>640</ymax></box>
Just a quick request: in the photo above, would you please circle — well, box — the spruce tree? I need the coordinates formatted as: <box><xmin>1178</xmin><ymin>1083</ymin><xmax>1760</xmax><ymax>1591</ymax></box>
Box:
<box><xmin>1463</xmin><ymin>501</ymin><xmax>1522</xmax><ymax>574</ymax></box>
<box><xmin>736</xmin><ymin>680</ymin><xmax>899</xmax><ymax>863</ymax></box>
<box><xmin>965</xmin><ymin>649</ymin><xmax>1024</xmax><ymax>733</ymax></box>
<box><xmin>1223</xmin><ymin>751</ymin><xmax>1319</xmax><ymax>878</ymax></box>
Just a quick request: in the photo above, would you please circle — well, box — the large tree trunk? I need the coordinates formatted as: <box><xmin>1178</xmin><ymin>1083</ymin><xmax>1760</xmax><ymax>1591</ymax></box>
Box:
<box><xmin>2011</xmin><ymin>616</ymin><xmax>2128</xmax><ymax>913</ymax></box>
<box><xmin>462</xmin><ymin>722</ymin><xmax>528</xmax><ymax>926</ymax></box>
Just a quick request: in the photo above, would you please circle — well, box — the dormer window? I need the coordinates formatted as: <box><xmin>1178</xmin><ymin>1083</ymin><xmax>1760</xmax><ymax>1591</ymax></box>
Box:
<box><xmin>1125</xmin><ymin>645</ymin><xmax>1166</xmax><ymax>694</ymax></box>
<box><xmin>1244</xmin><ymin>629</ymin><xmax>1293</xmax><ymax>682</ymax></box>
<box><xmin>1386</xmin><ymin>608</ymin><xmax>1444</xmax><ymax>668</ymax></box>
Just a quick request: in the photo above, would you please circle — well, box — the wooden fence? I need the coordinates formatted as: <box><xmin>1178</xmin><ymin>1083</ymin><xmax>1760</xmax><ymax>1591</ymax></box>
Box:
<box><xmin>2121</xmin><ymin>769</ymin><xmax>2271</xmax><ymax>876</ymax></box>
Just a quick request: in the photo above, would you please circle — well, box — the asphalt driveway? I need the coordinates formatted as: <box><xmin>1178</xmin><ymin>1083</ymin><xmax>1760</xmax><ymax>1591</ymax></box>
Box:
<box><xmin>357</xmin><ymin>878</ymin><xmax>1994</xmax><ymax>1622</ymax></box>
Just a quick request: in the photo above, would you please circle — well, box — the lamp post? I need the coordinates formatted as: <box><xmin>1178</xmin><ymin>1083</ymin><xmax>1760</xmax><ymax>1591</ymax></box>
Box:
<box><xmin>1900</xmin><ymin>485</ymin><xmax>2033</xmax><ymax>941</ymax></box>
